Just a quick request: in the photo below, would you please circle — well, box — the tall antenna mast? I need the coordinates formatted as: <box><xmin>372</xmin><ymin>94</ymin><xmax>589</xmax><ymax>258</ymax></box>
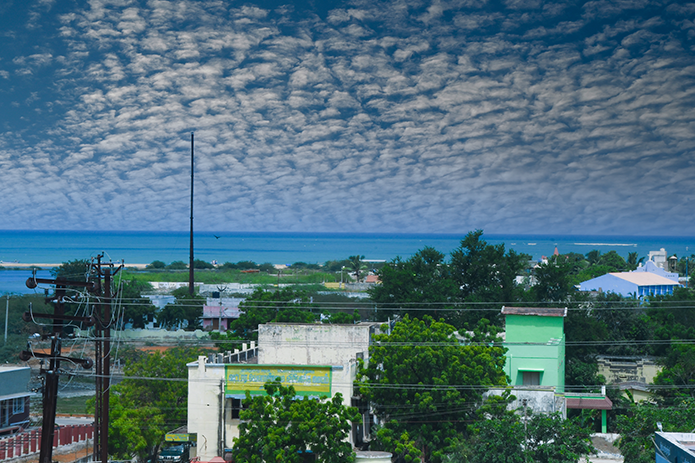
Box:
<box><xmin>189</xmin><ymin>132</ymin><xmax>195</xmax><ymax>296</ymax></box>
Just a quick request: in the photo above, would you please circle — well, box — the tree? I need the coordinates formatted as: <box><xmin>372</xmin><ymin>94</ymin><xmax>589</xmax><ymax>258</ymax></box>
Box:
<box><xmin>627</xmin><ymin>252</ymin><xmax>641</xmax><ymax>271</ymax></box>
<box><xmin>119</xmin><ymin>279</ymin><xmax>157</xmax><ymax>329</ymax></box>
<box><xmin>233</xmin><ymin>378</ymin><xmax>359</xmax><ymax>463</ymax></box>
<box><xmin>357</xmin><ymin>315</ymin><xmax>507</xmax><ymax>463</ymax></box>
<box><xmin>193</xmin><ymin>259</ymin><xmax>214</xmax><ymax>269</ymax></box>
<box><xmin>598</xmin><ymin>250</ymin><xmax>628</xmax><ymax>272</ymax></box>
<box><xmin>465</xmin><ymin>411</ymin><xmax>593</xmax><ymax>463</ymax></box>
<box><xmin>146</xmin><ymin>260</ymin><xmax>166</xmax><ymax>269</ymax></box>
<box><xmin>615</xmin><ymin>398</ymin><xmax>695</xmax><ymax>463</ymax></box>
<box><xmin>651</xmin><ymin>344</ymin><xmax>695</xmax><ymax>403</ymax></box>
<box><xmin>167</xmin><ymin>261</ymin><xmax>188</xmax><ymax>270</ymax></box>
<box><xmin>369</xmin><ymin>247</ymin><xmax>457</xmax><ymax>322</ymax></box>
<box><xmin>348</xmin><ymin>255</ymin><xmax>365</xmax><ymax>282</ymax></box>
<box><xmin>159</xmin><ymin>287</ymin><xmax>204</xmax><ymax>330</ymax></box>
<box><xmin>101</xmin><ymin>347</ymin><xmax>203</xmax><ymax>461</ymax></box>
<box><xmin>450</xmin><ymin>230</ymin><xmax>527</xmax><ymax>325</ymax></box>
<box><xmin>231</xmin><ymin>288</ymin><xmax>317</xmax><ymax>340</ymax></box>
<box><xmin>533</xmin><ymin>259</ymin><xmax>575</xmax><ymax>302</ymax></box>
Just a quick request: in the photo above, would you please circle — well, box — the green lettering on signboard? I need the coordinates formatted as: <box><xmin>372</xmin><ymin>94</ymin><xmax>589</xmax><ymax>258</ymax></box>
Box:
<box><xmin>225</xmin><ymin>365</ymin><xmax>332</xmax><ymax>397</ymax></box>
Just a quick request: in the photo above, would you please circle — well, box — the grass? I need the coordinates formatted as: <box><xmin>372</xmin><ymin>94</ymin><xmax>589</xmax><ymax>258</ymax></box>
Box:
<box><xmin>56</xmin><ymin>395</ymin><xmax>94</xmax><ymax>416</ymax></box>
<box><xmin>122</xmin><ymin>268</ymin><xmax>341</xmax><ymax>285</ymax></box>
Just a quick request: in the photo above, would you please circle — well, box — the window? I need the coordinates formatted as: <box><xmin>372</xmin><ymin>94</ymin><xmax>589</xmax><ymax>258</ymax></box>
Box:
<box><xmin>522</xmin><ymin>371</ymin><xmax>541</xmax><ymax>386</ymax></box>
<box><xmin>230</xmin><ymin>398</ymin><xmax>241</xmax><ymax>419</ymax></box>
<box><xmin>12</xmin><ymin>397</ymin><xmax>25</xmax><ymax>414</ymax></box>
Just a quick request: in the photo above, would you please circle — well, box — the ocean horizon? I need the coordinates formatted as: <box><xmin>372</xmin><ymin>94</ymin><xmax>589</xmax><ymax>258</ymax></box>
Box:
<box><xmin>1</xmin><ymin>229</ymin><xmax>693</xmax><ymax>264</ymax></box>
<box><xmin>1</xmin><ymin>229</ymin><xmax>692</xmax><ymax>294</ymax></box>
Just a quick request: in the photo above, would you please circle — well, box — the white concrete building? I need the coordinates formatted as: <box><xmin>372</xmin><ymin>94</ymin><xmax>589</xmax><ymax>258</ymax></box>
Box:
<box><xmin>187</xmin><ymin>323</ymin><xmax>380</xmax><ymax>461</ymax></box>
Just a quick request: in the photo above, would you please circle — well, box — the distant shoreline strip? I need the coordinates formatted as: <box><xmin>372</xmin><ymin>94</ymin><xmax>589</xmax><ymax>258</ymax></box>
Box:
<box><xmin>0</xmin><ymin>263</ymin><xmax>148</xmax><ymax>269</ymax></box>
<box><xmin>574</xmin><ymin>243</ymin><xmax>637</xmax><ymax>247</ymax></box>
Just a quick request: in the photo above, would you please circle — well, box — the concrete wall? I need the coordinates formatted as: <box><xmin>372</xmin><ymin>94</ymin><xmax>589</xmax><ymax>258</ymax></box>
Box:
<box><xmin>188</xmin><ymin>323</ymin><xmax>380</xmax><ymax>461</ymax></box>
<box><xmin>504</xmin><ymin>315</ymin><xmax>565</xmax><ymax>392</ymax></box>
<box><xmin>187</xmin><ymin>358</ymin><xmax>226</xmax><ymax>461</ymax></box>
<box><xmin>597</xmin><ymin>356</ymin><xmax>661</xmax><ymax>385</ymax></box>
<box><xmin>0</xmin><ymin>367</ymin><xmax>30</xmax><ymax>397</ymax></box>
<box><xmin>258</xmin><ymin>323</ymin><xmax>377</xmax><ymax>408</ymax></box>
<box><xmin>486</xmin><ymin>388</ymin><xmax>566</xmax><ymax>417</ymax></box>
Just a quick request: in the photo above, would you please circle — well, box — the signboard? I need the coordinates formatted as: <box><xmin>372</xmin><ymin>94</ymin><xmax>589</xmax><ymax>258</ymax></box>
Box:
<box><xmin>225</xmin><ymin>365</ymin><xmax>332</xmax><ymax>398</ymax></box>
<box><xmin>165</xmin><ymin>433</ymin><xmax>196</xmax><ymax>442</ymax></box>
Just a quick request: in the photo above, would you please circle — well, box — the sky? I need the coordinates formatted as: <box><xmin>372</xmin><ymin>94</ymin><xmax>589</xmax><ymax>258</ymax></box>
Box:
<box><xmin>1</xmin><ymin>0</ymin><xmax>694</xmax><ymax>236</ymax></box>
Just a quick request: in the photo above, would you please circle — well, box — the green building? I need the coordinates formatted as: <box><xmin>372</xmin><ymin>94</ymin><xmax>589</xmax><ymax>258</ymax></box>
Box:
<box><xmin>501</xmin><ymin>306</ymin><xmax>612</xmax><ymax>432</ymax></box>
<box><xmin>502</xmin><ymin>306</ymin><xmax>566</xmax><ymax>392</ymax></box>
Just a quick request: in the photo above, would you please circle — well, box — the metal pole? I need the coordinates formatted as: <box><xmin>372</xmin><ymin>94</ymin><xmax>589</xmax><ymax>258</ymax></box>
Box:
<box><xmin>4</xmin><ymin>295</ymin><xmax>8</xmax><ymax>344</ymax></box>
<box><xmin>101</xmin><ymin>266</ymin><xmax>111</xmax><ymax>463</ymax></box>
<box><xmin>189</xmin><ymin>132</ymin><xmax>195</xmax><ymax>296</ymax></box>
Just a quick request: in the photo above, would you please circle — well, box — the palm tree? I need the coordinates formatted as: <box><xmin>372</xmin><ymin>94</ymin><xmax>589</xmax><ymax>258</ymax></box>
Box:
<box><xmin>627</xmin><ymin>252</ymin><xmax>640</xmax><ymax>270</ymax></box>
<box><xmin>348</xmin><ymin>255</ymin><xmax>365</xmax><ymax>282</ymax></box>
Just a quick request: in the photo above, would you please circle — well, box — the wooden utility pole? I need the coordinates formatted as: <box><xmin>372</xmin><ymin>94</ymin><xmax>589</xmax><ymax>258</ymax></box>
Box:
<box><xmin>21</xmin><ymin>277</ymin><xmax>96</xmax><ymax>463</ymax></box>
<box><xmin>92</xmin><ymin>255</ymin><xmax>123</xmax><ymax>463</ymax></box>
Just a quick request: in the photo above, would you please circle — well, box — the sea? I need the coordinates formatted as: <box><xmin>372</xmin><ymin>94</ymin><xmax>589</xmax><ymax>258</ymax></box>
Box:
<box><xmin>0</xmin><ymin>230</ymin><xmax>693</xmax><ymax>294</ymax></box>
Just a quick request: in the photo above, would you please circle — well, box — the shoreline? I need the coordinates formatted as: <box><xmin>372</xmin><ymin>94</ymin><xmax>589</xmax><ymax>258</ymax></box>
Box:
<box><xmin>0</xmin><ymin>262</ymin><xmax>149</xmax><ymax>270</ymax></box>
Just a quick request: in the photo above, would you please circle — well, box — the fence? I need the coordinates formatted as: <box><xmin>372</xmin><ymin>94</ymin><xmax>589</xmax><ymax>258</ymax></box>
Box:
<box><xmin>0</xmin><ymin>424</ymin><xmax>94</xmax><ymax>461</ymax></box>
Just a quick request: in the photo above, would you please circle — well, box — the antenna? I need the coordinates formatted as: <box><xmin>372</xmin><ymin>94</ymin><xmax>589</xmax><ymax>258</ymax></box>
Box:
<box><xmin>189</xmin><ymin>132</ymin><xmax>195</xmax><ymax>296</ymax></box>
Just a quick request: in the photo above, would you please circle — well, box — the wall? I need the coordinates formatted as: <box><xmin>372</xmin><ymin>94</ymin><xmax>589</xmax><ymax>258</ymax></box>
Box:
<box><xmin>0</xmin><ymin>367</ymin><xmax>30</xmax><ymax>398</ymax></box>
<box><xmin>188</xmin><ymin>323</ymin><xmax>380</xmax><ymax>462</ymax></box>
<box><xmin>485</xmin><ymin>388</ymin><xmax>565</xmax><ymax>417</ymax></box>
<box><xmin>504</xmin><ymin>315</ymin><xmax>565</xmax><ymax>392</ymax></box>
<box><xmin>597</xmin><ymin>356</ymin><xmax>661</xmax><ymax>385</ymax></box>
<box><xmin>187</xmin><ymin>358</ymin><xmax>226</xmax><ymax>461</ymax></box>
<box><xmin>579</xmin><ymin>274</ymin><xmax>638</xmax><ymax>297</ymax></box>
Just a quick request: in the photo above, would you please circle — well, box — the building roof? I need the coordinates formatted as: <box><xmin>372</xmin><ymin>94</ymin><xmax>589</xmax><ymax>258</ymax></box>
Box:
<box><xmin>501</xmin><ymin>306</ymin><xmax>567</xmax><ymax>317</ymax></box>
<box><xmin>609</xmin><ymin>272</ymin><xmax>679</xmax><ymax>286</ymax></box>
<box><xmin>566</xmin><ymin>395</ymin><xmax>613</xmax><ymax>410</ymax></box>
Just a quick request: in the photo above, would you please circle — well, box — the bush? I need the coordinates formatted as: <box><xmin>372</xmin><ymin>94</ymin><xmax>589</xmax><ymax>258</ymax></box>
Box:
<box><xmin>193</xmin><ymin>259</ymin><xmax>214</xmax><ymax>269</ymax></box>
<box><xmin>167</xmin><ymin>261</ymin><xmax>188</xmax><ymax>270</ymax></box>
<box><xmin>147</xmin><ymin>260</ymin><xmax>166</xmax><ymax>269</ymax></box>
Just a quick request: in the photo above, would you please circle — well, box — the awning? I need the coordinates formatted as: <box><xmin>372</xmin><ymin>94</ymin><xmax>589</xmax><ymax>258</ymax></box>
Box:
<box><xmin>566</xmin><ymin>396</ymin><xmax>613</xmax><ymax>410</ymax></box>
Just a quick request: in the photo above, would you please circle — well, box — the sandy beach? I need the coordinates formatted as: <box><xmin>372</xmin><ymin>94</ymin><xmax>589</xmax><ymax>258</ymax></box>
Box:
<box><xmin>0</xmin><ymin>262</ymin><xmax>149</xmax><ymax>269</ymax></box>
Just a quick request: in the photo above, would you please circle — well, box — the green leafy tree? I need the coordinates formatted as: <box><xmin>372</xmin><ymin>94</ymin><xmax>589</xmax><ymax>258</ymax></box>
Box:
<box><xmin>193</xmin><ymin>259</ymin><xmax>214</xmax><ymax>269</ymax></box>
<box><xmin>51</xmin><ymin>259</ymin><xmax>92</xmax><ymax>316</ymax></box>
<box><xmin>647</xmin><ymin>287</ymin><xmax>695</xmax><ymax>356</ymax></box>
<box><xmin>369</xmin><ymin>247</ymin><xmax>458</xmax><ymax>322</ymax></box>
<box><xmin>209</xmin><ymin>330</ymin><xmax>244</xmax><ymax>353</ymax></box>
<box><xmin>533</xmin><ymin>259</ymin><xmax>575</xmax><ymax>302</ymax></box>
<box><xmin>167</xmin><ymin>261</ymin><xmax>188</xmax><ymax>270</ymax></box>
<box><xmin>146</xmin><ymin>260</ymin><xmax>166</xmax><ymax>269</ymax></box>
<box><xmin>615</xmin><ymin>398</ymin><xmax>695</xmax><ymax>463</ymax></box>
<box><xmin>450</xmin><ymin>230</ymin><xmax>527</xmax><ymax>325</ymax></box>
<box><xmin>598</xmin><ymin>250</ymin><xmax>628</xmax><ymax>272</ymax></box>
<box><xmin>119</xmin><ymin>279</ymin><xmax>157</xmax><ymax>329</ymax></box>
<box><xmin>627</xmin><ymin>252</ymin><xmax>642</xmax><ymax>271</ymax></box>
<box><xmin>357</xmin><ymin>315</ymin><xmax>507</xmax><ymax>463</ymax></box>
<box><xmin>586</xmin><ymin>250</ymin><xmax>601</xmax><ymax>266</ymax></box>
<box><xmin>99</xmin><ymin>347</ymin><xmax>203</xmax><ymax>461</ymax></box>
<box><xmin>231</xmin><ymin>288</ymin><xmax>317</xmax><ymax>340</ymax></box>
<box><xmin>323</xmin><ymin>309</ymin><xmax>361</xmax><ymax>324</ymax></box>
<box><xmin>651</xmin><ymin>344</ymin><xmax>695</xmax><ymax>403</ymax></box>
<box><xmin>158</xmin><ymin>287</ymin><xmax>204</xmax><ymax>330</ymax></box>
<box><xmin>468</xmin><ymin>413</ymin><xmax>592</xmax><ymax>463</ymax></box>
<box><xmin>348</xmin><ymin>255</ymin><xmax>366</xmax><ymax>282</ymax></box>
<box><xmin>233</xmin><ymin>378</ymin><xmax>359</xmax><ymax>463</ymax></box>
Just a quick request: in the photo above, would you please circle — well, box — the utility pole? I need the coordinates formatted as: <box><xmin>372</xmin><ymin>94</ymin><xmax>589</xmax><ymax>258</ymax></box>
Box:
<box><xmin>21</xmin><ymin>274</ymin><xmax>96</xmax><ymax>463</ymax></box>
<box><xmin>189</xmin><ymin>132</ymin><xmax>195</xmax><ymax>296</ymax></box>
<box><xmin>92</xmin><ymin>255</ymin><xmax>123</xmax><ymax>463</ymax></box>
<box><xmin>20</xmin><ymin>256</ymin><xmax>122</xmax><ymax>463</ymax></box>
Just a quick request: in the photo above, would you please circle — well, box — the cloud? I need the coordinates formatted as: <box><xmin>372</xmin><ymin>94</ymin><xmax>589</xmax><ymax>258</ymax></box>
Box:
<box><xmin>0</xmin><ymin>0</ymin><xmax>694</xmax><ymax>236</ymax></box>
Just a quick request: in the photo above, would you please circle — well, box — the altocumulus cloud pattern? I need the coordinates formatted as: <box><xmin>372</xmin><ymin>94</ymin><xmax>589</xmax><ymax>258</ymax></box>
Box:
<box><xmin>1</xmin><ymin>0</ymin><xmax>694</xmax><ymax>235</ymax></box>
